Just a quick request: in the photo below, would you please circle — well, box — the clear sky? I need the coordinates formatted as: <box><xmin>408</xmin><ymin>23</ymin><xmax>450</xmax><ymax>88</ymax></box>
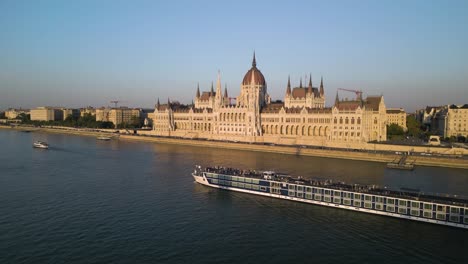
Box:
<box><xmin>1</xmin><ymin>0</ymin><xmax>467</xmax><ymax>112</ymax></box>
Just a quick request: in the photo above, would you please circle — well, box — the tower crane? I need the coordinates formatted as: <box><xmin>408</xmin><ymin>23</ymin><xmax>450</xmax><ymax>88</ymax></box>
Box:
<box><xmin>110</xmin><ymin>100</ymin><xmax>127</xmax><ymax>108</ymax></box>
<box><xmin>337</xmin><ymin>88</ymin><xmax>363</xmax><ymax>100</ymax></box>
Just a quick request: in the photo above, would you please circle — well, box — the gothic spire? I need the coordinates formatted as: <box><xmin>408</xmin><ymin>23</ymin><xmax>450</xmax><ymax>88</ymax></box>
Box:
<box><xmin>224</xmin><ymin>84</ymin><xmax>228</xmax><ymax>98</ymax></box>
<box><xmin>252</xmin><ymin>51</ymin><xmax>256</xmax><ymax>68</ymax></box>
<box><xmin>299</xmin><ymin>77</ymin><xmax>303</xmax><ymax>88</ymax></box>
<box><xmin>167</xmin><ymin>98</ymin><xmax>171</xmax><ymax>109</ymax></box>
<box><xmin>210</xmin><ymin>81</ymin><xmax>214</xmax><ymax>96</ymax></box>
<box><xmin>216</xmin><ymin>70</ymin><xmax>222</xmax><ymax>94</ymax></box>
<box><xmin>286</xmin><ymin>75</ymin><xmax>291</xmax><ymax>95</ymax></box>
<box><xmin>334</xmin><ymin>91</ymin><xmax>339</xmax><ymax>106</ymax></box>
<box><xmin>320</xmin><ymin>76</ymin><xmax>324</xmax><ymax>97</ymax></box>
<box><xmin>156</xmin><ymin>98</ymin><xmax>160</xmax><ymax>109</ymax></box>
<box><xmin>196</xmin><ymin>83</ymin><xmax>200</xmax><ymax>98</ymax></box>
<box><xmin>308</xmin><ymin>74</ymin><xmax>313</xmax><ymax>95</ymax></box>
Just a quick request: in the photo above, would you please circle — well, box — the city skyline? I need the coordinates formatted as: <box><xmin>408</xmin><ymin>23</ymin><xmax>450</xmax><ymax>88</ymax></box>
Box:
<box><xmin>1</xmin><ymin>0</ymin><xmax>467</xmax><ymax>112</ymax></box>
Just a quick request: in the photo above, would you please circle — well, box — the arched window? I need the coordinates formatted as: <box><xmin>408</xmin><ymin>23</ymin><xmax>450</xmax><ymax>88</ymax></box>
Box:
<box><xmin>345</xmin><ymin>117</ymin><xmax>349</xmax><ymax>124</ymax></box>
<box><xmin>351</xmin><ymin>117</ymin><xmax>355</xmax><ymax>124</ymax></box>
<box><xmin>339</xmin><ymin>117</ymin><xmax>343</xmax><ymax>124</ymax></box>
<box><xmin>357</xmin><ymin>117</ymin><xmax>361</xmax><ymax>125</ymax></box>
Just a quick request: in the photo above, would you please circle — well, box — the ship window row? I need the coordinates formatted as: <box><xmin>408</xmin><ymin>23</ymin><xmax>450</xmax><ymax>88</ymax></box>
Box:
<box><xmin>213</xmin><ymin>174</ymin><xmax>260</xmax><ymax>184</ymax></box>
<box><xmin>216</xmin><ymin>180</ymin><xmax>261</xmax><ymax>190</ymax></box>
<box><xmin>271</xmin><ymin>188</ymin><xmax>281</xmax><ymax>194</ymax></box>
<box><xmin>271</xmin><ymin>182</ymin><xmax>468</xmax><ymax>219</ymax></box>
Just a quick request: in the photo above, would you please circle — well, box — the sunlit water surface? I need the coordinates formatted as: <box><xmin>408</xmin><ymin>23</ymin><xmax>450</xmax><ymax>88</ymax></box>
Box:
<box><xmin>0</xmin><ymin>130</ymin><xmax>467</xmax><ymax>263</ymax></box>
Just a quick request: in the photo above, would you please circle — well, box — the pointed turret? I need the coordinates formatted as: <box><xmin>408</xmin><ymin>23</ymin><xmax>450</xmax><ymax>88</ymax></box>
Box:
<box><xmin>334</xmin><ymin>91</ymin><xmax>339</xmax><ymax>106</ymax></box>
<box><xmin>308</xmin><ymin>74</ymin><xmax>313</xmax><ymax>95</ymax></box>
<box><xmin>286</xmin><ymin>75</ymin><xmax>291</xmax><ymax>95</ymax></box>
<box><xmin>299</xmin><ymin>77</ymin><xmax>303</xmax><ymax>88</ymax></box>
<box><xmin>156</xmin><ymin>98</ymin><xmax>160</xmax><ymax>110</ymax></box>
<box><xmin>320</xmin><ymin>76</ymin><xmax>324</xmax><ymax>97</ymax></box>
<box><xmin>224</xmin><ymin>84</ymin><xmax>228</xmax><ymax>98</ymax></box>
<box><xmin>252</xmin><ymin>51</ymin><xmax>256</xmax><ymax>68</ymax></box>
<box><xmin>210</xmin><ymin>82</ymin><xmax>214</xmax><ymax>97</ymax></box>
<box><xmin>216</xmin><ymin>70</ymin><xmax>222</xmax><ymax>94</ymax></box>
<box><xmin>196</xmin><ymin>83</ymin><xmax>200</xmax><ymax>98</ymax></box>
<box><xmin>167</xmin><ymin>98</ymin><xmax>171</xmax><ymax>109</ymax></box>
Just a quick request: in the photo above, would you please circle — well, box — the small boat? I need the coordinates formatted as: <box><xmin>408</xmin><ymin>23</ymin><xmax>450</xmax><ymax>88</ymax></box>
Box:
<box><xmin>96</xmin><ymin>136</ymin><xmax>112</xmax><ymax>141</ymax></box>
<box><xmin>33</xmin><ymin>141</ymin><xmax>49</xmax><ymax>149</ymax></box>
<box><xmin>386</xmin><ymin>162</ymin><xmax>414</xmax><ymax>170</ymax></box>
<box><xmin>386</xmin><ymin>154</ymin><xmax>414</xmax><ymax>170</ymax></box>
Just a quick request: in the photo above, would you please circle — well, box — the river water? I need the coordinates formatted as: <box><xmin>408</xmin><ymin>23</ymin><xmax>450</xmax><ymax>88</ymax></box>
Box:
<box><xmin>0</xmin><ymin>129</ymin><xmax>467</xmax><ymax>263</ymax></box>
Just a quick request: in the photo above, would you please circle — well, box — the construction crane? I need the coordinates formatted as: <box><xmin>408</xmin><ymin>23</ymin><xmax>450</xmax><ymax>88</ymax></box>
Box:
<box><xmin>338</xmin><ymin>88</ymin><xmax>363</xmax><ymax>100</ymax></box>
<box><xmin>110</xmin><ymin>100</ymin><xmax>127</xmax><ymax>108</ymax></box>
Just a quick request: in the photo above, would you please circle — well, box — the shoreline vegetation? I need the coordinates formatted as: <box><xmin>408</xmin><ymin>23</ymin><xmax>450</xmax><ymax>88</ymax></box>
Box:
<box><xmin>2</xmin><ymin>125</ymin><xmax>467</xmax><ymax>169</ymax></box>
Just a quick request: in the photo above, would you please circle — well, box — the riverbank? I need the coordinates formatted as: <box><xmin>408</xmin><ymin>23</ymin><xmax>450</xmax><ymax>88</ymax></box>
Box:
<box><xmin>120</xmin><ymin>135</ymin><xmax>468</xmax><ymax>169</ymax></box>
<box><xmin>2</xmin><ymin>125</ymin><xmax>467</xmax><ymax>169</ymax></box>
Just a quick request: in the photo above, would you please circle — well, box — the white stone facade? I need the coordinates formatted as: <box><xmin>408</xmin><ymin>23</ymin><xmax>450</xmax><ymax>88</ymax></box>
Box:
<box><xmin>153</xmin><ymin>55</ymin><xmax>387</xmax><ymax>146</ymax></box>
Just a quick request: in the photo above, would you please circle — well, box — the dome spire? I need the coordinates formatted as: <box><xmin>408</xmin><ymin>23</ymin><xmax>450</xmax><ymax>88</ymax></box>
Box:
<box><xmin>196</xmin><ymin>83</ymin><xmax>200</xmax><ymax>98</ymax></box>
<box><xmin>252</xmin><ymin>51</ymin><xmax>256</xmax><ymax>67</ymax></box>
<box><xmin>299</xmin><ymin>77</ymin><xmax>303</xmax><ymax>88</ymax></box>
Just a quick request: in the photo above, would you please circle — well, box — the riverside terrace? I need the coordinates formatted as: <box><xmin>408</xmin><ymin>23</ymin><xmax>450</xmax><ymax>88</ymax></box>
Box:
<box><xmin>201</xmin><ymin>166</ymin><xmax>468</xmax><ymax>207</ymax></box>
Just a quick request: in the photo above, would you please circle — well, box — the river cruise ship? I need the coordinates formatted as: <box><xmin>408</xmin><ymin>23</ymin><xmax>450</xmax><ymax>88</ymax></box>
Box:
<box><xmin>192</xmin><ymin>166</ymin><xmax>468</xmax><ymax>229</ymax></box>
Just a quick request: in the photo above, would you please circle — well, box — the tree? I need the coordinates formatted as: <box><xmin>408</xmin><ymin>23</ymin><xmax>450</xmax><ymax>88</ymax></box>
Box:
<box><xmin>130</xmin><ymin>115</ymin><xmax>143</xmax><ymax>128</ymax></box>
<box><xmin>406</xmin><ymin>115</ymin><xmax>422</xmax><ymax>137</ymax></box>
<box><xmin>387</xmin><ymin>124</ymin><xmax>405</xmax><ymax>139</ymax></box>
<box><xmin>17</xmin><ymin>113</ymin><xmax>30</xmax><ymax>123</ymax></box>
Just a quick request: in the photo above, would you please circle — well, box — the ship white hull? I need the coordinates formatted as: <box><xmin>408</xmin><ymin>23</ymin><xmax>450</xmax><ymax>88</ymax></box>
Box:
<box><xmin>33</xmin><ymin>144</ymin><xmax>48</xmax><ymax>149</ymax></box>
<box><xmin>192</xmin><ymin>173</ymin><xmax>468</xmax><ymax>229</ymax></box>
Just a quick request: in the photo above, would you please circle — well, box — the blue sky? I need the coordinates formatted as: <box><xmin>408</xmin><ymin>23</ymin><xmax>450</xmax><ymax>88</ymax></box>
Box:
<box><xmin>1</xmin><ymin>0</ymin><xmax>467</xmax><ymax>112</ymax></box>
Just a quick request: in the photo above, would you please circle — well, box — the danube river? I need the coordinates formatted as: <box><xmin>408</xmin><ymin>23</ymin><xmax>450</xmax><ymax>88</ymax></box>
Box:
<box><xmin>0</xmin><ymin>129</ymin><xmax>467</xmax><ymax>263</ymax></box>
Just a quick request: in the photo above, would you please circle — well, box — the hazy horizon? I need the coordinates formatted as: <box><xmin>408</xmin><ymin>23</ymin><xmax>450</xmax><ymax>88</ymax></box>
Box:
<box><xmin>1</xmin><ymin>0</ymin><xmax>467</xmax><ymax>113</ymax></box>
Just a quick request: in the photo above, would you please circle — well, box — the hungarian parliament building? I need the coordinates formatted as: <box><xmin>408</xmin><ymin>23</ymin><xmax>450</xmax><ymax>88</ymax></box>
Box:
<box><xmin>153</xmin><ymin>54</ymin><xmax>387</xmax><ymax>147</ymax></box>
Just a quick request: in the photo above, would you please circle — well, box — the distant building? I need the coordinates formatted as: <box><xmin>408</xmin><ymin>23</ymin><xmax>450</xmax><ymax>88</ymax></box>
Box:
<box><xmin>5</xmin><ymin>108</ymin><xmax>30</xmax><ymax>119</ymax></box>
<box><xmin>441</xmin><ymin>104</ymin><xmax>468</xmax><ymax>138</ymax></box>
<box><xmin>30</xmin><ymin>107</ymin><xmax>64</xmax><ymax>121</ymax></box>
<box><xmin>386</xmin><ymin>108</ymin><xmax>407</xmax><ymax>131</ymax></box>
<box><xmin>416</xmin><ymin>104</ymin><xmax>468</xmax><ymax>138</ymax></box>
<box><xmin>80</xmin><ymin>107</ymin><xmax>96</xmax><ymax>117</ymax></box>
<box><xmin>95</xmin><ymin>107</ymin><xmax>141</xmax><ymax>126</ymax></box>
<box><xmin>416</xmin><ymin>106</ymin><xmax>445</xmax><ymax>129</ymax></box>
<box><xmin>140</xmin><ymin>108</ymin><xmax>154</xmax><ymax>127</ymax></box>
<box><xmin>62</xmin><ymin>108</ymin><xmax>80</xmax><ymax>120</ymax></box>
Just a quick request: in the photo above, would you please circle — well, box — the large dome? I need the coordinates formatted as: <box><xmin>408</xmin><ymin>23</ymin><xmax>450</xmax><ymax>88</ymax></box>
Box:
<box><xmin>242</xmin><ymin>53</ymin><xmax>266</xmax><ymax>86</ymax></box>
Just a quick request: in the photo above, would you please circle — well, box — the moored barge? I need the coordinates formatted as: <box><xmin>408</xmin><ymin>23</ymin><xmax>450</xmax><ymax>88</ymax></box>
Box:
<box><xmin>192</xmin><ymin>166</ymin><xmax>468</xmax><ymax>229</ymax></box>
